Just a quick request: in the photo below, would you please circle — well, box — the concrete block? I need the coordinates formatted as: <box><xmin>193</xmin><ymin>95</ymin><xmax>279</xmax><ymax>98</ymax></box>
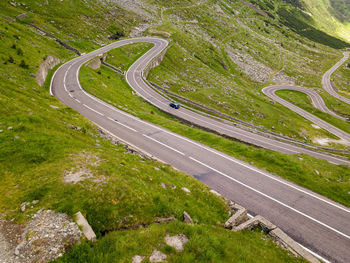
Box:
<box><xmin>225</xmin><ymin>204</ymin><xmax>249</xmax><ymax>229</ymax></box>
<box><xmin>75</xmin><ymin>212</ymin><xmax>96</xmax><ymax>242</ymax></box>
<box><xmin>232</xmin><ymin>215</ymin><xmax>276</xmax><ymax>232</ymax></box>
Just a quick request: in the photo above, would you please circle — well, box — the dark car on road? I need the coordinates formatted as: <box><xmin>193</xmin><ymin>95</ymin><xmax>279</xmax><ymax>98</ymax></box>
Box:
<box><xmin>169</xmin><ymin>102</ymin><xmax>180</xmax><ymax>109</ymax></box>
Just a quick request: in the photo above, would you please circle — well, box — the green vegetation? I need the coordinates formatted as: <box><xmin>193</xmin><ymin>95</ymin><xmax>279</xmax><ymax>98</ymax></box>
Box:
<box><xmin>79</xmin><ymin>43</ymin><xmax>350</xmax><ymax>207</ymax></box>
<box><xmin>106</xmin><ymin>43</ymin><xmax>154</xmax><ymax>71</ymax></box>
<box><xmin>55</xmin><ymin>222</ymin><xmax>306</xmax><ymax>263</ymax></box>
<box><xmin>1</xmin><ymin>0</ymin><xmax>350</xmax><ymax>260</ymax></box>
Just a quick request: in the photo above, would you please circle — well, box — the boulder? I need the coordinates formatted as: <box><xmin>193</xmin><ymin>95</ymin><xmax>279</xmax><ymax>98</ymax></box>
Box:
<box><xmin>164</xmin><ymin>234</ymin><xmax>189</xmax><ymax>252</ymax></box>
<box><xmin>149</xmin><ymin>249</ymin><xmax>167</xmax><ymax>262</ymax></box>
<box><xmin>183</xmin><ymin>211</ymin><xmax>193</xmax><ymax>224</ymax></box>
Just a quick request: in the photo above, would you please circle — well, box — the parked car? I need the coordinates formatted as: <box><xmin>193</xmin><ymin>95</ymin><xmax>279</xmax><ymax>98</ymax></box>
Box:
<box><xmin>169</xmin><ymin>102</ymin><xmax>180</xmax><ymax>109</ymax></box>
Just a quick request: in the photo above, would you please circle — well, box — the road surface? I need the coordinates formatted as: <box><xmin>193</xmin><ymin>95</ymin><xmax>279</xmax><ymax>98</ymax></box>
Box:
<box><xmin>51</xmin><ymin>37</ymin><xmax>350</xmax><ymax>263</ymax></box>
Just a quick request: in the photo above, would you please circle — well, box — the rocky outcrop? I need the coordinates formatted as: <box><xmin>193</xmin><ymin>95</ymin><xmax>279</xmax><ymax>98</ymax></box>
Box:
<box><xmin>164</xmin><ymin>234</ymin><xmax>188</xmax><ymax>252</ymax></box>
<box><xmin>149</xmin><ymin>249</ymin><xmax>167</xmax><ymax>262</ymax></box>
<box><xmin>0</xmin><ymin>210</ymin><xmax>82</xmax><ymax>263</ymax></box>
<box><xmin>143</xmin><ymin>45</ymin><xmax>171</xmax><ymax>78</ymax></box>
<box><xmin>36</xmin><ymin>56</ymin><xmax>60</xmax><ymax>87</ymax></box>
<box><xmin>86</xmin><ymin>56</ymin><xmax>101</xmax><ymax>70</ymax></box>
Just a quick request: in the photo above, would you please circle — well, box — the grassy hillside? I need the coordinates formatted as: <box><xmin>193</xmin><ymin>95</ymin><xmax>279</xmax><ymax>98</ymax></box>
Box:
<box><xmin>0</xmin><ymin>0</ymin><xmax>350</xmax><ymax>260</ymax></box>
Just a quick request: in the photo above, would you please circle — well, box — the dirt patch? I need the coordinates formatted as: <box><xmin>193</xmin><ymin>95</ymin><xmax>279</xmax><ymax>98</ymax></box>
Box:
<box><xmin>63</xmin><ymin>151</ymin><xmax>105</xmax><ymax>184</ymax></box>
<box><xmin>312</xmin><ymin>137</ymin><xmax>350</xmax><ymax>146</ymax></box>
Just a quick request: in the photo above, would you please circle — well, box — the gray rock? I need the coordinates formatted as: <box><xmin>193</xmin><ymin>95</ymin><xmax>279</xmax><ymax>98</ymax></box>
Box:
<box><xmin>75</xmin><ymin>212</ymin><xmax>96</xmax><ymax>242</ymax></box>
<box><xmin>20</xmin><ymin>202</ymin><xmax>30</xmax><ymax>212</ymax></box>
<box><xmin>164</xmin><ymin>234</ymin><xmax>189</xmax><ymax>252</ymax></box>
<box><xmin>149</xmin><ymin>249</ymin><xmax>167</xmax><ymax>262</ymax></box>
<box><xmin>181</xmin><ymin>187</ymin><xmax>191</xmax><ymax>193</ymax></box>
<box><xmin>36</xmin><ymin>56</ymin><xmax>60</xmax><ymax>87</ymax></box>
<box><xmin>183</xmin><ymin>211</ymin><xmax>193</xmax><ymax>224</ymax></box>
<box><xmin>132</xmin><ymin>255</ymin><xmax>145</xmax><ymax>263</ymax></box>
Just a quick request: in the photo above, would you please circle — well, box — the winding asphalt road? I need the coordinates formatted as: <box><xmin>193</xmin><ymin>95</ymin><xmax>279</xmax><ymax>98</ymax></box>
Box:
<box><xmin>51</xmin><ymin>37</ymin><xmax>350</xmax><ymax>263</ymax></box>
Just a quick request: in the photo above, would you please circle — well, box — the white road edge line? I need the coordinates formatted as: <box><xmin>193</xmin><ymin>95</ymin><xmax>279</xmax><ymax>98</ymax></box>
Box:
<box><xmin>189</xmin><ymin>156</ymin><xmax>350</xmax><ymax>240</ymax></box>
<box><xmin>82</xmin><ymin>104</ymin><xmax>104</xmax><ymax>116</ymax></box>
<box><xmin>143</xmin><ymin>134</ymin><xmax>185</xmax><ymax>156</ymax></box>
<box><xmin>107</xmin><ymin>117</ymin><xmax>137</xmax><ymax>132</ymax></box>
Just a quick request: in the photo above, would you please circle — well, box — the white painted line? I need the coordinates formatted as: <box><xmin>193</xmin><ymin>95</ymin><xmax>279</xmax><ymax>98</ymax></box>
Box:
<box><xmin>107</xmin><ymin>117</ymin><xmax>137</xmax><ymax>132</ymax></box>
<box><xmin>82</xmin><ymin>104</ymin><xmax>104</xmax><ymax>116</ymax></box>
<box><xmin>75</xmin><ymin>99</ymin><xmax>81</xmax><ymax>103</ymax></box>
<box><xmin>189</xmin><ymin>156</ymin><xmax>350</xmax><ymax>240</ymax></box>
<box><xmin>143</xmin><ymin>134</ymin><xmax>185</xmax><ymax>156</ymax></box>
<box><xmin>298</xmin><ymin>243</ymin><xmax>331</xmax><ymax>263</ymax></box>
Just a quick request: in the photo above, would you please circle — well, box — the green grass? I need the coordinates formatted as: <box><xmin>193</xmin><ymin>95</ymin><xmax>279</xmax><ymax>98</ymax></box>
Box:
<box><xmin>54</xmin><ymin>222</ymin><xmax>306</xmax><ymax>263</ymax></box>
<box><xmin>0</xmin><ymin>0</ymin><xmax>347</xmax><ymax>261</ymax></box>
<box><xmin>79</xmin><ymin>43</ymin><xmax>350</xmax><ymax>207</ymax></box>
<box><xmin>106</xmin><ymin>43</ymin><xmax>154</xmax><ymax>71</ymax></box>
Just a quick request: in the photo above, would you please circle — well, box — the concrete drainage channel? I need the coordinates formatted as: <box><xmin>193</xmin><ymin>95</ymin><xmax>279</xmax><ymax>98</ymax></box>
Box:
<box><xmin>225</xmin><ymin>202</ymin><xmax>323</xmax><ymax>263</ymax></box>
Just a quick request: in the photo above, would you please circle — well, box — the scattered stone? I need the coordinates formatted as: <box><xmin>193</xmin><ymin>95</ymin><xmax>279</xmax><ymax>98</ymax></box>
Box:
<box><xmin>20</xmin><ymin>202</ymin><xmax>30</xmax><ymax>212</ymax></box>
<box><xmin>75</xmin><ymin>212</ymin><xmax>96</xmax><ymax>242</ymax></box>
<box><xmin>132</xmin><ymin>255</ymin><xmax>145</xmax><ymax>263</ymax></box>
<box><xmin>315</xmin><ymin>170</ymin><xmax>320</xmax><ymax>175</ymax></box>
<box><xmin>32</xmin><ymin>200</ymin><xmax>39</xmax><ymax>205</ymax></box>
<box><xmin>7</xmin><ymin>126</ymin><xmax>13</xmax><ymax>130</ymax></box>
<box><xmin>154</xmin><ymin>216</ymin><xmax>176</xmax><ymax>224</ymax></box>
<box><xmin>149</xmin><ymin>249</ymin><xmax>167</xmax><ymax>262</ymax></box>
<box><xmin>209</xmin><ymin>189</ymin><xmax>221</xmax><ymax>196</ymax></box>
<box><xmin>181</xmin><ymin>187</ymin><xmax>191</xmax><ymax>193</ymax></box>
<box><xmin>0</xmin><ymin>130</ymin><xmax>3</xmax><ymax>133</ymax></box>
<box><xmin>183</xmin><ymin>211</ymin><xmax>193</xmax><ymax>224</ymax></box>
<box><xmin>160</xmin><ymin>183</ymin><xmax>166</xmax><ymax>189</ymax></box>
<box><xmin>14</xmin><ymin>136</ymin><xmax>20</xmax><ymax>140</ymax></box>
<box><xmin>50</xmin><ymin>105</ymin><xmax>59</xmax><ymax>110</ymax></box>
<box><xmin>164</xmin><ymin>234</ymin><xmax>189</xmax><ymax>252</ymax></box>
